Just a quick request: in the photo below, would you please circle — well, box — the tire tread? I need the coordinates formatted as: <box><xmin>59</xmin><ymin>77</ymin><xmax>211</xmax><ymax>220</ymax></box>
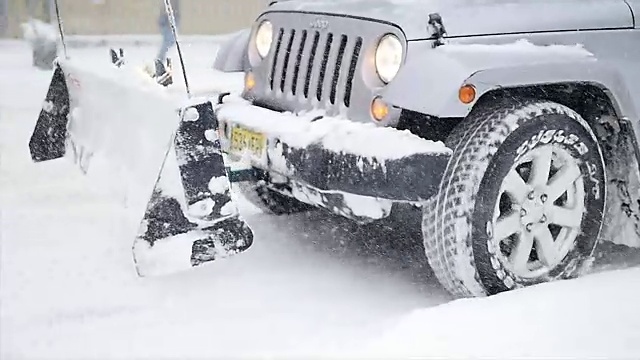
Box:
<box><xmin>423</xmin><ymin>99</ymin><xmax>593</xmax><ymax>297</ymax></box>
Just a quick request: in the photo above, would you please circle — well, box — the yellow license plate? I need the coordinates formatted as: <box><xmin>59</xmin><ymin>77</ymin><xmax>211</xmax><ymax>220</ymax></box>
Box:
<box><xmin>229</xmin><ymin>127</ymin><xmax>267</xmax><ymax>157</ymax></box>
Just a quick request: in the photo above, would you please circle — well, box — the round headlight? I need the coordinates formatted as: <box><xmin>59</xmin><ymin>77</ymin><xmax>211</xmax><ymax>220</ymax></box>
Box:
<box><xmin>255</xmin><ymin>21</ymin><xmax>273</xmax><ymax>58</ymax></box>
<box><xmin>375</xmin><ymin>34</ymin><xmax>403</xmax><ymax>83</ymax></box>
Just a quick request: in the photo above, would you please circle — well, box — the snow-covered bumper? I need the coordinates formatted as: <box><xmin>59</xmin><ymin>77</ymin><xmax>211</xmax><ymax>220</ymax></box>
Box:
<box><xmin>214</xmin><ymin>98</ymin><xmax>452</xmax><ymax>207</ymax></box>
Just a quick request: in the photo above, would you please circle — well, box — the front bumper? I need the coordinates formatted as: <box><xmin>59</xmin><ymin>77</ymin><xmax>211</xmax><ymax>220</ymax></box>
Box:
<box><xmin>214</xmin><ymin>97</ymin><xmax>452</xmax><ymax>204</ymax></box>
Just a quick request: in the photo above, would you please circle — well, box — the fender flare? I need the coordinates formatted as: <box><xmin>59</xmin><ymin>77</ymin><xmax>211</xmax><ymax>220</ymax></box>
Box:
<box><xmin>380</xmin><ymin>41</ymin><xmax>638</xmax><ymax>122</ymax></box>
<box><xmin>467</xmin><ymin>62</ymin><xmax>637</xmax><ymax>122</ymax></box>
<box><xmin>213</xmin><ymin>29</ymin><xmax>251</xmax><ymax>72</ymax></box>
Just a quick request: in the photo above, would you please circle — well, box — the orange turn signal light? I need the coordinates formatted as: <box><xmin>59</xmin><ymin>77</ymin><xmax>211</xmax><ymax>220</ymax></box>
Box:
<box><xmin>244</xmin><ymin>72</ymin><xmax>256</xmax><ymax>92</ymax></box>
<box><xmin>371</xmin><ymin>97</ymin><xmax>389</xmax><ymax>122</ymax></box>
<box><xmin>459</xmin><ymin>84</ymin><xmax>476</xmax><ymax>104</ymax></box>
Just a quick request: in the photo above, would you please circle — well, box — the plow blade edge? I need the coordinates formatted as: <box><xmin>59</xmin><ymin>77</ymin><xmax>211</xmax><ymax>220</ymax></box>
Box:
<box><xmin>28</xmin><ymin>60</ymin><xmax>253</xmax><ymax>277</ymax></box>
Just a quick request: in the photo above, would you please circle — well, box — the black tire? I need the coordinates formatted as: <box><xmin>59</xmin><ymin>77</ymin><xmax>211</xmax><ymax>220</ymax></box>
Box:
<box><xmin>236</xmin><ymin>180</ymin><xmax>315</xmax><ymax>215</ymax></box>
<box><xmin>422</xmin><ymin>99</ymin><xmax>606</xmax><ymax>298</ymax></box>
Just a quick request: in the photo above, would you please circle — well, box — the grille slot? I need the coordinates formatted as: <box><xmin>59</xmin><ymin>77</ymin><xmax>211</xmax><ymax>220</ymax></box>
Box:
<box><xmin>303</xmin><ymin>31</ymin><xmax>320</xmax><ymax>99</ymax></box>
<box><xmin>279</xmin><ymin>29</ymin><xmax>296</xmax><ymax>92</ymax></box>
<box><xmin>316</xmin><ymin>33</ymin><xmax>333</xmax><ymax>101</ymax></box>
<box><xmin>269</xmin><ymin>28</ymin><xmax>285</xmax><ymax>90</ymax></box>
<box><xmin>329</xmin><ymin>35</ymin><xmax>348</xmax><ymax>105</ymax></box>
<box><xmin>267</xmin><ymin>25</ymin><xmax>363</xmax><ymax>109</ymax></box>
<box><xmin>291</xmin><ymin>30</ymin><xmax>307</xmax><ymax>96</ymax></box>
<box><xmin>344</xmin><ymin>37</ymin><xmax>362</xmax><ymax>108</ymax></box>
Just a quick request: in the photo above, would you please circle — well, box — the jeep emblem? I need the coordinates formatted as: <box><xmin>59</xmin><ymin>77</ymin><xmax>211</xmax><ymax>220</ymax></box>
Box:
<box><xmin>310</xmin><ymin>18</ymin><xmax>329</xmax><ymax>30</ymax></box>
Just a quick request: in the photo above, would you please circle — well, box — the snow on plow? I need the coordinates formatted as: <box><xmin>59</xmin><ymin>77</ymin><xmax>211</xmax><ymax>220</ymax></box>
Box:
<box><xmin>28</xmin><ymin>59</ymin><xmax>253</xmax><ymax>276</ymax></box>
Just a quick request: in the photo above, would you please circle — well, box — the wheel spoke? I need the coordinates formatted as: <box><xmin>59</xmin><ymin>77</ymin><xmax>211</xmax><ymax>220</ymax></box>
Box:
<box><xmin>547</xmin><ymin>205</ymin><xmax>584</xmax><ymax>229</ymax></box>
<box><xmin>510</xmin><ymin>231</ymin><xmax>534</xmax><ymax>273</ymax></box>
<box><xmin>502</xmin><ymin>169</ymin><xmax>529</xmax><ymax>203</ymax></box>
<box><xmin>546</xmin><ymin>163</ymin><xmax>582</xmax><ymax>201</ymax></box>
<box><xmin>529</xmin><ymin>146</ymin><xmax>553</xmax><ymax>187</ymax></box>
<box><xmin>494</xmin><ymin>213</ymin><xmax>522</xmax><ymax>241</ymax></box>
<box><xmin>534</xmin><ymin>227</ymin><xmax>559</xmax><ymax>266</ymax></box>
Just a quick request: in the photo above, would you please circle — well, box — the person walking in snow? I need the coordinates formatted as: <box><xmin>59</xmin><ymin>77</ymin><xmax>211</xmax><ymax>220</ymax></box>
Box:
<box><xmin>157</xmin><ymin>0</ymin><xmax>181</xmax><ymax>62</ymax></box>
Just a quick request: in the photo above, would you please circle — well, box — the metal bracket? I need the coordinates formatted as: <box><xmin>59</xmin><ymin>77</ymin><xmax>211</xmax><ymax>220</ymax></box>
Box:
<box><xmin>217</xmin><ymin>92</ymin><xmax>231</xmax><ymax>105</ymax></box>
<box><xmin>428</xmin><ymin>13</ymin><xmax>447</xmax><ymax>48</ymax></box>
<box><xmin>227</xmin><ymin>167</ymin><xmax>259</xmax><ymax>183</ymax></box>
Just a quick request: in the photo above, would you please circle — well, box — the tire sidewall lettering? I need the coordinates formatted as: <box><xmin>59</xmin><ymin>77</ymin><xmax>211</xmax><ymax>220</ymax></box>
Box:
<box><xmin>515</xmin><ymin>129</ymin><xmax>590</xmax><ymax>164</ymax></box>
<box><xmin>514</xmin><ymin>128</ymin><xmax>602</xmax><ymax>202</ymax></box>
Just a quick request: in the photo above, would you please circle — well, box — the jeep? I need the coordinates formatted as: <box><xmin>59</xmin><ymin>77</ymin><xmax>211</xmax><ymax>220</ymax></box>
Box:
<box><xmin>209</xmin><ymin>0</ymin><xmax>640</xmax><ymax>298</ymax></box>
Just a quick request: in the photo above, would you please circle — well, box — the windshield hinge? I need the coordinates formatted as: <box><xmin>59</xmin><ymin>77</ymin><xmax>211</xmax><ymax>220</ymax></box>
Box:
<box><xmin>428</xmin><ymin>13</ymin><xmax>447</xmax><ymax>48</ymax></box>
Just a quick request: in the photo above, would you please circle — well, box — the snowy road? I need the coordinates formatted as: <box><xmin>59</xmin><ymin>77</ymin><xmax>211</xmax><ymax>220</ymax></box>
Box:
<box><xmin>1</xmin><ymin>39</ymin><xmax>640</xmax><ymax>359</ymax></box>
<box><xmin>0</xmin><ymin>39</ymin><xmax>449</xmax><ymax>358</ymax></box>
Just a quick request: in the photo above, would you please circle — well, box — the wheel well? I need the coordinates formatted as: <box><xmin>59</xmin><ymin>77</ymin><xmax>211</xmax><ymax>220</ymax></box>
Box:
<box><xmin>398</xmin><ymin>83</ymin><xmax>638</xmax><ymax>160</ymax></box>
<box><xmin>475</xmin><ymin>84</ymin><xmax>639</xmax><ymax>180</ymax></box>
<box><xmin>477</xmin><ymin>83</ymin><xmax>622</xmax><ymax>132</ymax></box>
<box><xmin>399</xmin><ymin>83</ymin><xmax>640</xmax><ymax>247</ymax></box>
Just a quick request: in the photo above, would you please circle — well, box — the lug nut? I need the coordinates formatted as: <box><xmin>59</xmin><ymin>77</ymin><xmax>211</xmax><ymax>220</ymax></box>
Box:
<box><xmin>528</xmin><ymin>192</ymin><xmax>536</xmax><ymax>200</ymax></box>
<box><xmin>541</xmin><ymin>194</ymin><xmax>548</xmax><ymax>203</ymax></box>
<box><xmin>526</xmin><ymin>223</ymin><xmax>533</xmax><ymax>232</ymax></box>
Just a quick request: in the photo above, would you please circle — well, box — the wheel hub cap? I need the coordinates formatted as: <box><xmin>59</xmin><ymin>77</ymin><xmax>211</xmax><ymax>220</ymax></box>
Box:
<box><xmin>491</xmin><ymin>144</ymin><xmax>586</xmax><ymax>279</ymax></box>
<box><xmin>520</xmin><ymin>191</ymin><xmax>547</xmax><ymax>228</ymax></box>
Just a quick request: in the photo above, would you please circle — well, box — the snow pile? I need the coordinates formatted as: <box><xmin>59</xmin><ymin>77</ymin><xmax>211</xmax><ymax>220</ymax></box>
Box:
<box><xmin>208</xmin><ymin>175</ymin><xmax>231</xmax><ymax>194</ymax></box>
<box><xmin>287</xmin><ymin>180</ymin><xmax>394</xmax><ymax>220</ymax></box>
<box><xmin>61</xmin><ymin>57</ymin><xmax>182</xmax><ymax>101</ymax></box>
<box><xmin>3</xmin><ymin>39</ymin><xmax>640</xmax><ymax>360</ymax></box>
<box><xmin>217</xmin><ymin>102</ymin><xmax>452</xmax><ymax>160</ymax></box>
<box><xmin>20</xmin><ymin>19</ymin><xmax>58</xmax><ymax>43</ymax></box>
<box><xmin>432</xmin><ymin>38</ymin><xmax>596</xmax><ymax>75</ymax></box>
<box><xmin>364</xmin><ymin>267</ymin><xmax>640</xmax><ymax>359</ymax></box>
<box><xmin>59</xmin><ymin>45</ymin><xmax>244</xmax><ymax>102</ymax></box>
<box><xmin>132</xmin><ymin>230</ymin><xmax>202</xmax><ymax>277</ymax></box>
<box><xmin>440</xmin><ymin>39</ymin><xmax>594</xmax><ymax>59</ymax></box>
<box><xmin>59</xmin><ymin>58</ymin><xmax>184</xmax><ymax>226</ymax></box>
<box><xmin>341</xmin><ymin>192</ymin><xmax>392</xmax><ymax>219</ymax></box>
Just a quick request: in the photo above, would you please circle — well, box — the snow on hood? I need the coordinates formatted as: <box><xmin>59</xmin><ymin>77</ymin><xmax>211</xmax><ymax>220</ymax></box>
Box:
<box><xmin>268</xmin><ymin>0</ymin><xmax>633</xmax><ymax>41</ymax></box>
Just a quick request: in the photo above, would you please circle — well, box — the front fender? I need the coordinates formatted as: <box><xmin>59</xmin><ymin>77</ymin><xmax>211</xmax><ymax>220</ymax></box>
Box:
<box><xmin>213</xmin><ymin>29</ymin><xmax>251</xmax><ymax>73</ymax></box>
<box><xmin>381</xmin><ymin>40</ymin><xmax>638</xmax><ymax>122</ymax></box>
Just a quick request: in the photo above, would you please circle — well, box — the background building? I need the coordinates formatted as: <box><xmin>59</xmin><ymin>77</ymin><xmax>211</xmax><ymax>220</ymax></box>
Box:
<box><xmin>0</xmin><ymin>0</ymin><xmax>268</xmax><ymax>38</ymax></box>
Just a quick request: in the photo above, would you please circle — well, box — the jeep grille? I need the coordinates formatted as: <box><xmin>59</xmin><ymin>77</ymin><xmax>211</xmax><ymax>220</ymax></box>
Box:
<box><xmin>250</xmin><ymin>13</ymin><xmax>403</xmax><ymax>121</ymax></box>
<box><xmin>268</xmin><ymin>27</ymin><xmax>363</xmax><ymax>108</ymax></box>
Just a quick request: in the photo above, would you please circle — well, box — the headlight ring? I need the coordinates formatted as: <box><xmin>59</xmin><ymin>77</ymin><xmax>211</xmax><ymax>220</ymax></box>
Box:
<box><xmin>374</xmin><ymin>33</ymin><xmax>403</xmax><ymax>84</ymax></box>
<box><xmin>255</xmin><ymin>20</ymin><xmax>273</xmax><ymax>58</ymax></box>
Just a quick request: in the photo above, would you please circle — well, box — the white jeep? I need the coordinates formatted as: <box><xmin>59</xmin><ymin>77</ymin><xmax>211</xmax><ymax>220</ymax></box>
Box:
<box><xmin>211</xmin><ymin>0</ymin><xmax>640</xmax><ymax>297</ymax></box>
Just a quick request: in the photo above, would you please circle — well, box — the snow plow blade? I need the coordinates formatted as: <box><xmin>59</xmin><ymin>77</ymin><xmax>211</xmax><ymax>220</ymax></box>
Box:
<box><xmin>28</xmin><ymin>60</ymin><xmax>253</xmax><ymax>277</ymax></box>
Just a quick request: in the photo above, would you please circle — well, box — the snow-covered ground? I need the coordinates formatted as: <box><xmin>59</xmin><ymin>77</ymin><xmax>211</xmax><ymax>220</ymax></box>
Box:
<box><xmin>1</xmin><ymin>38</ymin><xmax>640</xmax><ymax>359</ymax></box>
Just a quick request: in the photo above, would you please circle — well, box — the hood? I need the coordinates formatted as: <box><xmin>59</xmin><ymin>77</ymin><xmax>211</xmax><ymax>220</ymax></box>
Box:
<box><xmin>268</xmin><ymin>0</ymin><xmax>634</xmax><ymax>41</ymax></box>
